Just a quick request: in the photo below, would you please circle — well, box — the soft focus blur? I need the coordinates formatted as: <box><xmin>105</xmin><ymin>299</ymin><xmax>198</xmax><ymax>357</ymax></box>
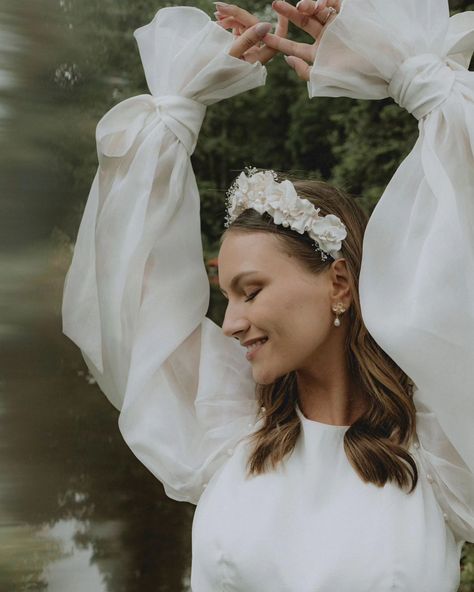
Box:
<box><xmin>1</xmin><ymin>0</ymin><xmax>473</xmax><ymax>590</ymax></box>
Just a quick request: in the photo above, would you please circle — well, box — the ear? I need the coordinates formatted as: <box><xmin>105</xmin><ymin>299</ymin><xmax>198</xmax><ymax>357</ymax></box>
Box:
<box><xmin>329</xmin><ymin>258</ymin><xmax>352</xmax><ymax>308</ymax></box>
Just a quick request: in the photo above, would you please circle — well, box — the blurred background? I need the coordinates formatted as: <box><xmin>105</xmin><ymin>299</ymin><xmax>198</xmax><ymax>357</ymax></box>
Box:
<box><xmin>1</xmin><ymin>0</ymin><xmax>473</xmax><ymax>590</ymax></box>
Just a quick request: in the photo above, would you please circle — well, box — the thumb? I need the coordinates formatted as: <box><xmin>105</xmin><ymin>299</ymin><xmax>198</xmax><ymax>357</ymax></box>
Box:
<box><xmin>228</xmin><ymin>22</ymin><xmax>273</xmax><ymax>59</ymax></box>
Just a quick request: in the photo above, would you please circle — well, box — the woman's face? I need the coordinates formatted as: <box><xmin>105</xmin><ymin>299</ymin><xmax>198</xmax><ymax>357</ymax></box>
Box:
<box><xmin>218</xmin><ymin>231</ymin><xmax>346</xmax><ymax>385</ymax></box>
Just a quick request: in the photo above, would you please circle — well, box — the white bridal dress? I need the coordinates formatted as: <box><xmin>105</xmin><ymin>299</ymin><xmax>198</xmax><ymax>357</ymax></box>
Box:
<box><xmin>62</xmin><ymin>1</ymin><xmax>474</xmax><ymax>590</ymax></box>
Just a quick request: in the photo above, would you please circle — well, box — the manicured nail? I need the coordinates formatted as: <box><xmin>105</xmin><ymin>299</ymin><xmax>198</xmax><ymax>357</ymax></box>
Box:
<box><xmin>284</xmin><ymin>55</ymin><xmax>296</xmax><ymax>68</ymax></box>
<box><xmin>255</xmin><ymin>22</ymin><xmax>272</xmax><ymax>36</ymax></box>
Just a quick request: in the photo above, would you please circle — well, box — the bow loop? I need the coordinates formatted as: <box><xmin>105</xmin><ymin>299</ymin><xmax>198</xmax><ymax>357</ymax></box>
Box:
<box><xmin>96</xmin><ymin>94</ymin><xmax>158</xmax><ymax>160</ymax></box>
<box><xmin>388</xmin><ymin>53</ymin><xmax>456</xmax><ymax>119</ymax></box>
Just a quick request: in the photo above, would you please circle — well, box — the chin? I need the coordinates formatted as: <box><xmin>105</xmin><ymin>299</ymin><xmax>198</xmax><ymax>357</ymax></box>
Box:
<box><xmin>252</xmin><ymin>365</ymin><xmax>288</xmax><ymax>387</ymax></box>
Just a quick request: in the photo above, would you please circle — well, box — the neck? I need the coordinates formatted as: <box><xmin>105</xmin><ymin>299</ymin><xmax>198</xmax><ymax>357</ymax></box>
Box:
<box><xmin>295</xmin><ymin>350</ymin><xmax>368</xmax><ymax>427</ymax></box>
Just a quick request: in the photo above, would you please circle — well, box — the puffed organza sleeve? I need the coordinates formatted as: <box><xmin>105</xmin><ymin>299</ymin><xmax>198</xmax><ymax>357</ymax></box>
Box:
<box><xmin>62</xmin><ymin>7</ymin><xmax>263</xmax><ymax>505</ymax></box>
<box><xmin>308</xmin><ymin>0</ymin><xmax>474</xmax><ymax>541</ymax></box>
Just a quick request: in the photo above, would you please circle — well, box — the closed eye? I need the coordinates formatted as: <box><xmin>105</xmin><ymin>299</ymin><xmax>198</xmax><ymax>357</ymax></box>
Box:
<box><xmin>245</xmin><ymin>290</ymin><xmax>261</xmax><ymax>302</ymax></box>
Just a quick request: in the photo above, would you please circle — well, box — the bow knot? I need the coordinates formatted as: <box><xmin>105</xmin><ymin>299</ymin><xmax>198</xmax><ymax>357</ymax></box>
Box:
<box><xmin>154</xmin><ymin>95</ymin><xmax>206</xmax><ymax>155</ymax></box>
<box><xmin>388</xmin><ymin>53</ymin><xmax>456</xmax><ymax>120</ymax></box>
<box><xmin>96</xmin><ymin>94</ymin><xmax>206</xmax><ymax>160</ymax></box>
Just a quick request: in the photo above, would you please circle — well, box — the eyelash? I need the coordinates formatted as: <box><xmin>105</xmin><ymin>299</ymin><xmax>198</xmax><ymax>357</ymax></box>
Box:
<box><xmin>245</xmin><ymin>290</ymin><xmax>260</xmax><ymax>302</ymax></box>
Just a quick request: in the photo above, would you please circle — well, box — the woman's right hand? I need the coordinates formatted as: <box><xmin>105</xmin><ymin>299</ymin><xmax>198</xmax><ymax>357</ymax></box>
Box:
<box><xmin>265</xmin><ymin>0</ymin><xmax>341</xmax><ymax>80</ymax></box>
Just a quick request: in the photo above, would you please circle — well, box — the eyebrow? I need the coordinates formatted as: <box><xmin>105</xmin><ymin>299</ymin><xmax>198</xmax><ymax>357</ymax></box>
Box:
<box><xmin>219</xmin><ymin>270</ymin><xmax>261</xmax><ymax>296</ymax></box>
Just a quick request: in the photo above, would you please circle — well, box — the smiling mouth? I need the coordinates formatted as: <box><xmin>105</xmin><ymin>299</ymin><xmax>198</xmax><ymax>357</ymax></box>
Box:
<box><xmin>246</xmin><ymin>338</ymin><xmax>268</xmax><ymax>359</ymax></box>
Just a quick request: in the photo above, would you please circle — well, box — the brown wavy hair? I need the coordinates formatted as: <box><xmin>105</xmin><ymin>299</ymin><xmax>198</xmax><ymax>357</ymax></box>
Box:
<box><xmin>221</xmin><ymin>174</ymin><xmax>418</xmax><ymax>493</ymax></box>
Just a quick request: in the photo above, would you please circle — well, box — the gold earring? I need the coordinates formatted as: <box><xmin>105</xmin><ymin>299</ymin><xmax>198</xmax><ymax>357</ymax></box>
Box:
<box><xmin>332</xmin><ymin>302</ymin><xmax>346</xmax><ymax>327</ymax></box>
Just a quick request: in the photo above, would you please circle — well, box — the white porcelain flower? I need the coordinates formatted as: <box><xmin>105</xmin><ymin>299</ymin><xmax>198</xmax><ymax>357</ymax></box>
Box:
<box><xmin>225</xmin><ymin>168</ymin><xmax>347</xmax><ymax>260</ymax></box>
<box><xmin>311</xmin><ymin>215</ymin><xmax>347</xmax><ymax>254</ymax></box>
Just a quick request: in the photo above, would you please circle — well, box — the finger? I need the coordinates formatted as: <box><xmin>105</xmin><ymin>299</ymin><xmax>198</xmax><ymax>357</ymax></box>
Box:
<box><xmin>275</xmin><ymin>13</ymin><xmax>289</xmax><ymax>38</ymax></box>
<box><xmin>296</xmin><ymin>0</ymin><xmax>328</xmax><ymax>11</ymax></box>
<box><xmin>216</xmin><ymin>16</ymin><xmax>240</xmax><ymax>29</ymax></box>
<box><xmin>214</xmin><ymin>3</ymin><xmax>259</xmax><ymax>28</ymax></box>
<box><xmin>296</xmin><ymin>0</ymin><xmax>340</xmax><ymax>26</ymax></box>
<box><xmin>271</xmin><ymin>0</ymin><xmax>323</xmax><ymax>39</ymax></box>
<box><xmin>295</xmin><ymin>0</ymin><xmax>318</xmax><ymax>14</ymax></box>
<box><xmin>303</xmin><ymin>0</ymin><xmax>340</xmax><ymax>12</ymax></box>
<box><xmin>315</xmin><ymin>6</ymin><xmax>338</xmax><ymax>25</ymax></box>
<box><xmin>252</xmin><ymin>14</ymin><xmax>289</xmax><ymax>64</ymax></box>
<box><xmin>284</xmin><ymin>55</ymin><xmax>311</xmax><ymax>81</ymax></box>
<box><xmin>228</xmin><ymin>22</ymin><xmax>273</xmax><ymax>59</ymax></box>
<box><xmin>262</xmin><ymin>31</ymin><xmax>314</xmax><ymax>63</ymax></box>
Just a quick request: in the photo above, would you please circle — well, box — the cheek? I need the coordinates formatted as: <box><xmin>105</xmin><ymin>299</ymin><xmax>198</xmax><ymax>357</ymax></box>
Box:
<box><xmin>284</xmin><ymin>295</ymin><xmax>332</xmax><ymax>334</ymax></box>
<box><xmin>285</xmin><ymin>298</ymin><xmax>332</xmax><ymax>343</ymax></box>
<box><xmin>254</xmin><ymin>286</ymin><xmax>330</xmax><ymax>342</ymax></box>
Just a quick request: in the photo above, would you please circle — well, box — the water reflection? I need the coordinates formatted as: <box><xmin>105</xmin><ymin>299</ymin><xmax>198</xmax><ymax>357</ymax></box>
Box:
<box><xmin>1</xmin><ymin>0</ymin><xmax>195</xmax><ymax>587</ymax></box>
<box><xmin>0</xmin><ymin>243</ymin><xmax>193</xmax><ymax>591</ymax></box>
<box><xmin>41</xmin><ymin>519</ymin><xmax>107</xmax><ymax>592</ymax></box>
<box><xmin>42</xmin><ymin>518</ymin><xmax>127</xmax><ymax>592</ymax></box>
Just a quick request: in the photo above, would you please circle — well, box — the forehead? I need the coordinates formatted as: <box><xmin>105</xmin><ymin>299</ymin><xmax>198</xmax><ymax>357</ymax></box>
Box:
<box><xmin>218</xmin><ymin>231</ymin><xmax>289</xmax><ymax>283</ymax></box>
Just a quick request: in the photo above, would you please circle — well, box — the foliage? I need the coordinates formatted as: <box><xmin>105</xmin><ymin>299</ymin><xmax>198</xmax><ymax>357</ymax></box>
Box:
<box><xmin>461</xmin><ymin>543</ymin><xmax>474</xmax><ymax>591</ymax></box>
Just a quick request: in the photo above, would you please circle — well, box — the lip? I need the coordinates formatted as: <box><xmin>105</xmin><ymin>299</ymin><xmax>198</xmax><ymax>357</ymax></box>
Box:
<box><xmin>242</xmin><ymin>336</ymin><xmax>268</xmax><ymax>348</ymax></box>
<box><xmin>245</xmin><ymin>338</ymin><xmax>268</xmax><ymax>361</ymax></box>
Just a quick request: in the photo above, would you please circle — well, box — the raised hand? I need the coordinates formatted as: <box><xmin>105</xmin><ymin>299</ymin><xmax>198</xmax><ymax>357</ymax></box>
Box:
<box><xmin>264</xmin><ymin>0</ymin><xmax>341</xmax><ymax>80</ymax></box>
<box><xmin>214</xmin><ymin>3</ymin><xmax>289</xmax><ymax>65</ymax></box>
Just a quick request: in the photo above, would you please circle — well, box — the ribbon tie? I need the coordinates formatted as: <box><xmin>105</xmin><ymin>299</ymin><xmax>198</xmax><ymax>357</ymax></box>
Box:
<box><xmin>96</xmin><ymin>94</ymin><xmax>206</xmax><ymax>159</ymax></box>
<box><xmin>388</xmin><ymin>53</ymin><xmax>457</xmax><ymax>120</ymax></box>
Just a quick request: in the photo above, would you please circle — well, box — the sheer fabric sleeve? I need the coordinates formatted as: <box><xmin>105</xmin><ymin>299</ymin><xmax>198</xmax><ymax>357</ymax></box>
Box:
<box><xmin>308</xmin><ymin>0</ymin><xmax>474</xmax><ymax>542</ymax></box>
<box><xmin>62</xmin><ymin>7</ymin><xmax>263</xmax><ymax>505</ymax></box>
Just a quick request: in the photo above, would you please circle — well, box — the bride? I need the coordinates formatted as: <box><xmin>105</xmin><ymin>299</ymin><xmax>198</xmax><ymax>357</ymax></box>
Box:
<box><xmin>62</xmin><ymin>0</ymin><xmax>474</xmax><ymax>590</ymax></box>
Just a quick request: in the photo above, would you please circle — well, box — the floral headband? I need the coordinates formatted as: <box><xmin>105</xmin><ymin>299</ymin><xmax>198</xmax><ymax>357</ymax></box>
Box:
<box><xmin>224</xmin><ymin>168</ymin><xmax>347</xmax><ymax>261</ymax></box>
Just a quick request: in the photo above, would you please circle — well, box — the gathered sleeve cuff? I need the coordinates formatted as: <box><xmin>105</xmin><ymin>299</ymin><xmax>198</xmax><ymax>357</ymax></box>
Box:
<box><xmin>62</xmin><ymin>7</ymin><xmax>265</xmax><ymax>504</ymax></box>
<box><xmin>308</xmin><ymin>0</ymin><xmax>474</xmax><ymax>541</ymax></box>
<box><xmin>414</xmin><ymin>403</ymin><xmax>474</xmax><ymax>544</ymax></box>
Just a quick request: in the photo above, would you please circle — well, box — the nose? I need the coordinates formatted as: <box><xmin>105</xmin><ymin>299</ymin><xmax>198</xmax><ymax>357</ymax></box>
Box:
<box><xmin>222</xmin><ymin>302</ymin><xmax>251</xmax><ymax>339</ymax></box>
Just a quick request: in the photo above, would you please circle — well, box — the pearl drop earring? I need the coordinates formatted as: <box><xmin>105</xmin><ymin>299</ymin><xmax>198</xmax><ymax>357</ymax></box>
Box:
<box><xmin>332</xmin><ymin>302</ymin><xmax>346</xmax><ymax>327</ymax></box>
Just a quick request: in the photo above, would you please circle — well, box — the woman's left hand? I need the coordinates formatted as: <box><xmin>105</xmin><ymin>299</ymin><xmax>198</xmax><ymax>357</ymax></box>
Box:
<box><xmin>214</xmin><ymin>3</ymin><xmax>288</xmax><ymax>65</ymax></box>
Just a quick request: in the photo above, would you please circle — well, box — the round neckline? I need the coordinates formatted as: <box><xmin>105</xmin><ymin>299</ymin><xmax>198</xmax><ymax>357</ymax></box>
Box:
<box><xmin>295</xmin><ymin>403</ymin><xmax>351</xmax><ymax>430</ymax></box>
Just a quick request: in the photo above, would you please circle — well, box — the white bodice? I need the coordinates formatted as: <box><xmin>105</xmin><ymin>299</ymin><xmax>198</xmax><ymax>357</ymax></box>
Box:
<box><xmin>191</xmin><ymin>405</ymin><xmax>462</xmax><ymax>592</ymax></box>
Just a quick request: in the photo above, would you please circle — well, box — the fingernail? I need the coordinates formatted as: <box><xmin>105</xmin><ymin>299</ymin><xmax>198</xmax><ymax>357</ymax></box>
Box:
<box><xmin>284</xmin><ymin>55</ymin><xmax>296</xmax><ymax>68</ymax></box>
<box><xmin>255</xmin><ymin>22</ymin><xmax>272</xmax><ymax>36</ymax></box>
